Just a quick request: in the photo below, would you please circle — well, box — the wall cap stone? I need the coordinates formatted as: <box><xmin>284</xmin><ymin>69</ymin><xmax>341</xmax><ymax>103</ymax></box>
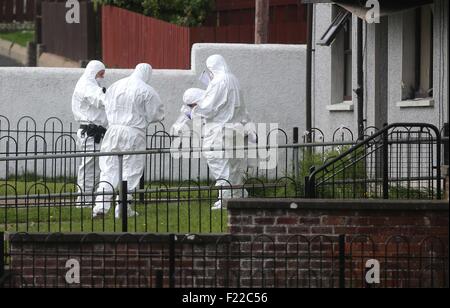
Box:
<box><xmin>226</xmin><ymin>198</ymin><xmax>449</xmax><ymax>211</ymax></box>
<box><xmin>3</xmin><ymin>233</ymin><xmax>245</xmax><ymax>244</ymax></box>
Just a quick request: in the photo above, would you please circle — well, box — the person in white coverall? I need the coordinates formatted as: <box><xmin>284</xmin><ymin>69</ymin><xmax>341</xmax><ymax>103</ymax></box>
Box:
<box><xmin>72</xmin><ymin>60</ymin><xmax>108</xmax><ymax>206</ymax></box>
<box><xmin>192</xmin><ymin>55</ymin><xmax>252</xmax><ymax>210</ymax></box>
<box><xmin>93</xmin><ymin>63</ymin><xmax>165</xmax><ymax>218</ymax></box>
<box><xmin>170</xmin><ymin>88</ymin><xmax>205</xmax><ymax>135</ymax></box>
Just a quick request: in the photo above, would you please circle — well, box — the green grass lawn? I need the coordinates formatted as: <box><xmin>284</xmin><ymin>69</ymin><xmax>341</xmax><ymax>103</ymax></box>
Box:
<box><xmin>0</xmin><ymin>177</ymin><xmax>299</xmax><ymax>234</ymax></box>
<box><xmin>0</xmin><ymin>30</ymin><xmax>34</xmax><ymax>47</ymax></box>
<box><xmin>1</xmin><ymin>179</ymin><xmax>230</xmax><ymax>233</ymax></box>
<box><xmin>0</xmin><ymin>199</ymin><xmax>228</xmax><ymax>234</ymax></box>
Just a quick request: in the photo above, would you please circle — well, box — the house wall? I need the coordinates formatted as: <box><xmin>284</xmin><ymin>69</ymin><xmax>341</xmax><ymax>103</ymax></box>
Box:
<box><xmin>388</xmin><ymin>0</ymin><xmax>449</xmax><ymax>128</ymax></box>
<box><xmin>313</xmin><ymin>0</ymin><xmax>448</xmax><ymax>137</ymax></box>
<box><xmin>313</xmin><ymin>4</ymin><xmax>358</xmax><ymax>140</ymax></box>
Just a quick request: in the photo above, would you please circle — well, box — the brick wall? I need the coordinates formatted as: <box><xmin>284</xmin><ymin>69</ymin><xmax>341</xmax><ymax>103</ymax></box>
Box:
<box><xmin>227</xmin><ymin>199</ymin><xmax>449</xmax><ymax>242</ymax></box>
<box><xmin>3</xmin><ymin>199</ymin><xmax>449</xmax><ymax>288</ymax></box>
<box><xmin>228</xmin><ymin>199</ymin><xmax>449</xmax><ymax>288</ymax></box>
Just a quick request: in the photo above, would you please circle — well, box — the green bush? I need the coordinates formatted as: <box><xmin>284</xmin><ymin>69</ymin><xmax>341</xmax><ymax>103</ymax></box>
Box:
<box><xmin>95</xmin><ymin>0</ymin><xmax>214</xmax><ymax>26</ymax></box>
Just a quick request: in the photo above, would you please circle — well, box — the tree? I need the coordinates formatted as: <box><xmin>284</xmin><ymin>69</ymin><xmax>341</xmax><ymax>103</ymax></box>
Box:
<box><xmin>95</xmin><ymin>0</ymin><xmax>214</xmax><ymax>26</ymax></box>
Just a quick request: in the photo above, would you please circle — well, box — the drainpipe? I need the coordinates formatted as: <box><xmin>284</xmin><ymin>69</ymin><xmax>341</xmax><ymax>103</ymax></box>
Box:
<box><xmin>306</xmin><ymin>3</ymin><xmax>314</xmax><ymax>142</ymax></box>
<box><xmin>356</xmin><ymin>18</ymin><xmax>365</xmax><ymax>140</ymax></box>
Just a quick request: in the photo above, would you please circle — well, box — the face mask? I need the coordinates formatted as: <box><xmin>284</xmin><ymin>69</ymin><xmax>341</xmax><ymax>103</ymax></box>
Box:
<box><xmin>96</xmin><ymin>77</ymin><xmax>104</xmax><ymax>87</ymax></box>
<box><xmin>199</xmin><ymin>69</ymin><xmax>212</xmax><ymax>87</ymax></box>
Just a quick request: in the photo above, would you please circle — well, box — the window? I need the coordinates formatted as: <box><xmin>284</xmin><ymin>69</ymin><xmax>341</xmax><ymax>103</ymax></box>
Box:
<box><xmin>414</xmin><ymin>5</ymin><xmax>433</xmax><ymax>99</ymax></box>
<box><xmin>317</xmin><ymin>8</ymin><xmax>351</xmax><ymax>46</ymax></box>
<box><xmin>318</xmin><ymin>6</ymin><xmax>354</xmax><ymax>107</ymax></box>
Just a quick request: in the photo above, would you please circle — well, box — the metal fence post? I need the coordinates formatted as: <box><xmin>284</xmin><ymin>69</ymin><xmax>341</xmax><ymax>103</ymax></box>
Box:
<box><xmin>169</xmin><ymin>234</ymin><xmax>176</xmax><ymax>288</ymax></box>
<box><xmin>305</xmin><ymin>166</ymin><xmax>316</xmax><ymax>198</ymax></box>
<box><xmin>117</xmin><ymin>154</ymin><xmax>128</xmax><ymax>232</ymax></box>
<box><xmin>121</xmin><ymin>181</ymin><xmax>128</xmax><ymax>233</ymax></box>
<box><xmin>382</xmin><ymin>125</ymin><xmax>389</xmax><ymax>199</ymax></box>
<box><xmin>444</xmin><ymin>123</ymin><xmax>449</xmax><ymax>166</ymax></box>
<box><xmin>139</xmin><ymin>175</ymin><xmax>145</xmax><ymax>203</ymax></box>
<box><xmin>155</xmin><ymin>270</ymin><xmax>163</xmax><ymax>288</ymax></box>
<box><xmin>304</xmin><ymin>177</ymin><xmax>310</xmax><ymax>198</ymax></box>
<box><xmin>293</xmin><ymin>127</ymin><xmax>300</xmax><ymax>183</ymax></box>
<box><xmin>338</xmin><ymin>234</ymin><xmax>346</xmax><ymax>289</ymax></box>
<box><xmin>0</xmin><ymin>233</ymin><xmax>5</xmax><ymax>280</ymax></box>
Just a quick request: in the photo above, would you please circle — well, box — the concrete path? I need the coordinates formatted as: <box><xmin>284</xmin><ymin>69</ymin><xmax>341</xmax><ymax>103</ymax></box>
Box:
<box><xmin>0</xmin><ymin>54</ymin><xmax>21</xmax><ymax>66</ymax></box>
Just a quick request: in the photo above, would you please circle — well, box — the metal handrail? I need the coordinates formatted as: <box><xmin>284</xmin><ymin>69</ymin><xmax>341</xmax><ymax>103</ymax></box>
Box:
<box><xmin>306</xmin><ymin>123</ymin><xmax>443</xmax><ymax>199</ymax></box>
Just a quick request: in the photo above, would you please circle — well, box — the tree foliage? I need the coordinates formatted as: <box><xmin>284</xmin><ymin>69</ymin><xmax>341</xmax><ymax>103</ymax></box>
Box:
<box><xmin>95</xmin><ymin>0</ymin><xmax>214</xmax><ymax>26</ymax></box>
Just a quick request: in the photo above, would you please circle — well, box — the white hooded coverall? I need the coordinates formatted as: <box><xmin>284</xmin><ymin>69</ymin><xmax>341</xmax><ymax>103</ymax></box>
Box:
<box><xmin>71</xmin><ymin>60</ymin><xmax>107</xmax><ymax>204</ymax></box>
<box><xmin>170</xmin><ymin>88</ymin><xmax>205</xmax><ymax>135</ymax></box>
<box><xmin>193</xmin><ymin>55</ymin><xmax>251</xmax><ymax>207</ymax></box>
<box><xmin>93</xmin><ymin>63</ymin><xmax>165</xmax><ymax>217</ymax></box>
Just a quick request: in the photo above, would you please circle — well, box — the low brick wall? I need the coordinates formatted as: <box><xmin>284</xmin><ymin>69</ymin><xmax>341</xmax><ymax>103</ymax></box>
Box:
<box><xmin>443</xmin><ymin>166</ymin><xmax>449</xmax><ymax>200</ymax></box>
<box><xmin>227</xmin><ymin>199</ymin><xmax>449</xmax><ymax>288</ymax></box>
<box><xmin>227</xmin><ymin>199</ymin><xmax>449</xmax><ymax>243</ymax></box>
<box><xmin>3</xmin><ymin>199</ymin><xmax>449</xmax><ymax>288</ymax></box>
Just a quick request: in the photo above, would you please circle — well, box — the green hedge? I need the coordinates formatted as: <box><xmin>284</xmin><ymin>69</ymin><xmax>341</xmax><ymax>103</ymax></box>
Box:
<box><xmin>95</xmin><ymin>0</ymin><xmax>214</xmax><ymax>26</ymax></box>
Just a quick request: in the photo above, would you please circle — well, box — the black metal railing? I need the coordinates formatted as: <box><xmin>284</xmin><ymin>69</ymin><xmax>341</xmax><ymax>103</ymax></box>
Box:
<box><xmin>1</xmin><ymin>115</ymin><xmax>364</xmax><ymax>186</ymax></box>
<box><xmin>444</xmin><ymin>123</ymin><xmax>449</xmax><ymax>166</ymax></box>
<box><xmin>1</xmin><ymin>115</ymin><xmax>365</xmax><ymax>233</ymax></box>
<box><xmin>0</xmin><ymin>233</ymin><xmax>447</xmax><ymax>288</ymax></box>
<box><xmin>306</xmin><ymin>123</ymin><xmax>443</xmax><ymax>200</ymax></box>
<box><xmin>1</xmin><ymin>116</ymin><xmax>447</xmax><ymax>234</ymax></box>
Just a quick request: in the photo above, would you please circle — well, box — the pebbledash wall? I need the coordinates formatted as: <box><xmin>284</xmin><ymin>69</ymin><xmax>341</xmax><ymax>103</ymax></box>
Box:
<box><xmin>313</xmin><ymin>1</ymin><xmax>448</xmax><ymax>134</ymax></box>
<box><xmin>0</xmin><ymin>43</ymin><xmax>307</xmax><ymax>138</ymax></box>
<box><xmin>4</xmin><ymin>199</ymin><xmax>448</xmax><ymax>288</ymax></box>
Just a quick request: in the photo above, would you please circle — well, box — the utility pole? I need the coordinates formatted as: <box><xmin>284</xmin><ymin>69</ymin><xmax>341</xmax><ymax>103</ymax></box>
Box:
<box><xmin>306</xmin><ymin>4</ymin><xmax>313</xmax><ymax>142</ymax></box>
<box><xmin>255</xmin><ymin>0</ymin><xmax>269</xmax><ymax>44</ymax></box>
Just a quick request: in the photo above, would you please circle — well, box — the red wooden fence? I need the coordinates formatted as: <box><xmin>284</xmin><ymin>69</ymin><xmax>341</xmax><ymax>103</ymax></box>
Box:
<box><xmin>102</xmin><ymin>2</ymin><xmax>307</xmax><ymax>70</ymax></box>
<box><xmin>102</xmin><ymin>5</ymin><xmax>191</xmax><ymax>69</ymax></box>
<box><xmin>0</xmin><ymin>0</ymin><xmax>35</xmax><ymax>23</ymax></box>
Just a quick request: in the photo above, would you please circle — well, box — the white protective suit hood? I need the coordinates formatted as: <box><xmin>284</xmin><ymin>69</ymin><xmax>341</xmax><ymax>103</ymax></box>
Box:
<box><xmin>183</xmin><ymin>88</ymin><xmax>205</xmax><ymax>106</ymax></box>
<box><xmin>194</xmin><ymin>54</ymin><xmax>249</xmax><ymax>125</ymax></box>
<box><xmin>170</xmin><ymin>88</ymin><xmax>205</xmax><ymax>135</ymax></box>
<box><xmin>206</xmin><ymin>54</ymin><xmax>230</xmax><ymax>76</ymax></box>
<box><xmin>72</xmin><ymin>60</ymin><xmax>107</xmax><ymax>127</ymax></box>
<box><xmin>84</xmin><ymin>60</ymin><xmax>106</xmax><ymax>82</ymax></box>
<box><xmin>131</xmin><ymin>63</ymin><xmax>153</xmax><ymax>85</ymax></box>
<box><xmin>102</xmin><ymin>63</ymin><xmax>164</xmax><ymax>132</ymax></box>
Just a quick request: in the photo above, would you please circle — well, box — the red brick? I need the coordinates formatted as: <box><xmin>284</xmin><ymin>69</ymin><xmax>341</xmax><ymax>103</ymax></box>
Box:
<box><xmin>346</xmin><ymin>216</ymin><xmax>369</xmax><ymax>226</ymax></box>
<box><xmin>254</xmin><ymin>217</ymin><xmax>276</xmax><ymax>225</ymax></box>
<box><xmin>276</xmin><ymin>217</ymin><xmax>298</xmax><ymax>225</ymax></box>
<box><xmin>320</xmin><ymin>216</ymin><xmax>347</xmax><ymax>225</ymax></box>
<box><xmin>299</xmin><ymin>217</ymin><xmax>321</xmax><ymax>225</ymax></box>
<box><xmin>429</xmin><ymin>216</ymin><xmax>449</xmax><ymax>226</ymax></box>
<box><xmin>310</xmin><ymin>227</ymin><xmax>335</xmax><ymax>235</ymax></box>
<box><xmin>264</xmin><ymin>226</ymin><xmax>287</xmax><ymax>234</ymax></box>
<box><xmin>264</xmin><ymin>210</ymin><xmax>288</xmax><ymax>217</ymax></box>
<box><xmin>287</xmin><ymin>226</ymin><xmax>311</xmax><ymax>235</ymax></box>
<box><xmin>241</xmin><ymin>226</ymin><xmax>264</xmax><ymax>234</ymax></box>
<box><xmin>229</xmin><ymin>226</ymin><xmax>242</xmax><ymax>233</ymax></box>
<box><xmin>365</xmin><ymin>217</ymin><xmax>389</xmax><ymax>225</ymax></box>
